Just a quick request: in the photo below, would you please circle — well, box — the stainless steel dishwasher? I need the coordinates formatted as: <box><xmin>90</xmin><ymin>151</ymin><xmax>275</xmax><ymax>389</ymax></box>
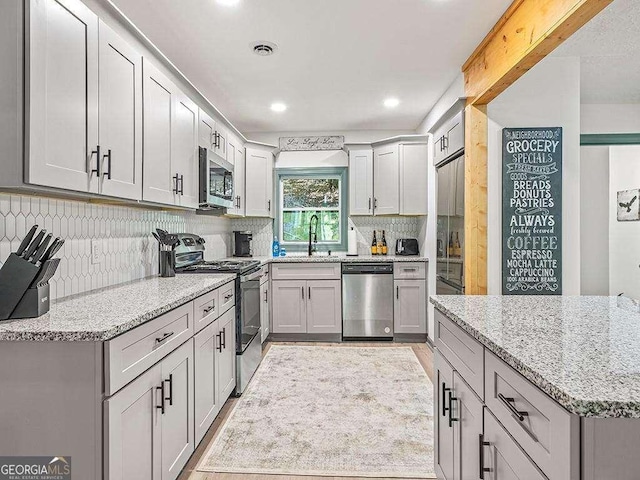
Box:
<box><xmin>342</xmin><ymin>263</ymin><xmax>394</xmax><ymax>339</ymax></box>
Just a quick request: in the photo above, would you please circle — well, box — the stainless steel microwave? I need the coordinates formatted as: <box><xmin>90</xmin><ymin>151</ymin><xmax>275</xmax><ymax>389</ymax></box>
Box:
<box><xmin>199</xmin><ymin>147</ymin><xmax>234</xmax><ymax>210</ymax></box>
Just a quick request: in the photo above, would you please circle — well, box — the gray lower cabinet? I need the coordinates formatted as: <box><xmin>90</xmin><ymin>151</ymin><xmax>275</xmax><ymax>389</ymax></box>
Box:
<box><xmin>271</xmin><ymin>280</ymin><xmax>341</xmax><ymax>334</ymax></box>
<box><xmin>394</xmin><ymin>279</ymin><xmax>426</xmax><ymax>334</ymax></box>
<box><xmin>105</xmin><ymin>340</ymin><xmax>194</xmax><ymax>480</ymax></box>
<box><xmin>453</xmin><ymin>372</ymin><xmax>483</xmax><ymax>480</ymax></box>
<box><xmin>483</xmin><ymin>409</ymin><xmax>546</xmax><ymax>480</ymax></box>
<box><xmin>217</xmin><ymin>307</ymin><xmax>237</xmax><ymax>401</ymax></box>
<box><xmin>435</xmin><ymin>351</ymin><xmax>455</xmax><ymax>480</ymax></box>
<box><xmin>194</xmin><ymin>320</ymin><xmax>221</xmax><ymax>444</ymax></box>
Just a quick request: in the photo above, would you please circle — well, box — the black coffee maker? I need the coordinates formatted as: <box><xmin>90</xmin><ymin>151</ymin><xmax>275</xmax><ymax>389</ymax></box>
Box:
<box><xmin>233</xmin><ymin>231</ymin><xmax>253</xmax><ymax>257</ymax></box>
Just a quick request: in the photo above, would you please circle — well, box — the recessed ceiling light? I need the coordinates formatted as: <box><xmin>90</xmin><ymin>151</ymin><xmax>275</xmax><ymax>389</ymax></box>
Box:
<box><xmin>384</xmin><ymin>98</ymin><xmax>400</xmax><ymax>108</ymax></box>
<box><xmin>217</xmin><ymin>0</ymin><xmax>240</xmax><ymax>6</ymax></box>
<box><xmin>271</xmin><ymin>103</ymin><xmax>287</xmax><ymax>113</ymax></box>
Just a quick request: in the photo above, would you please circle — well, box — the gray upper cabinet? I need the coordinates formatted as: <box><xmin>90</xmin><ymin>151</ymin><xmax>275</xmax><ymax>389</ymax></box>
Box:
<box><xmin>245</xmin><ymin>147</ymin><xmax>274</xmax><ymax>218</ymax></box>
<box><xmin>27</xmin><ymin>0</ymin><xmax>99</xmax><ymax>193</ymax></box>
<box><xmin>160</xmin><ymin>341</ymin><xmax>194</xmax><ymax>480</ymax></box>
<box><xmin>172</xmin><ymin>91</ymin><xmax>199</xmax><ymax>209</ymax></box>
<box><xmin>349</xmin><ymin>148</ymin><xmax>374</xmax><ymax>216</ymax></box>
<box><xmin>373</xmin><ymin>144</ymin><xmax>400</xmax><ymax>215</ymax></box>
<box><xmin>399</xmin><ymin>144</ymin><xmax>428</xmax><ymax>215</ymax></box>
<box><xmin>394</xmin><ymin>279</ymin><xmax>427</xmax><ymax>334</ymax></box>
<box><xmin>198</xmin><ymin>109</ymin><xmax>216</xmax><ymax>151</ymax></box>
<box><xmin>97</xmin><ymin>21</ymin><xmax>143</xmax><ymax>200</ymax></box>
<box><xmin>105</xmin><ymin>362</ymin><xmax>162</xmax><ymax>480</ymax></box>
<box><xmin>142</xmin><ymin>60</ymin><xmax>177</xmax><ymax>205</ymax></box>
<box><xmin>433</xmin><ymin>110</ymin><xmax>465</xmax><ymax>166</ymax></box>
<box><xmin>226</xmin><ymin>137</ymin><xmax>246</xmax><ymax>217</ymax></box>
<box><xmin>213</xmin><ymin>124</ymin><xmax>227</xmax><ymax>161</ymax></box>
<box><xmin>306</xmin><ymin>280</ymin><xmax>342</xmax><ymax>334</ymax></box>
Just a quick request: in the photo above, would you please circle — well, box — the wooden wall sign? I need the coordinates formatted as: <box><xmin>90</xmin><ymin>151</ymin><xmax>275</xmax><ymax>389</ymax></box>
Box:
<box><xmin>279</xmin><ymin>136</ymin><xmax>344</xmax><ymax>151</ymax></box>
<box><xmin>502</xmin><ymin>127</ymin><xmax>562</xmax><ymax>294</ymax></box>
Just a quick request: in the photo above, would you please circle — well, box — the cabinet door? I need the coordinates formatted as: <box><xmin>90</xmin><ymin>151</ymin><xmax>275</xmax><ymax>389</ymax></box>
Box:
<box><xmin>172</xmin><ymin>91</ymin><xmax>199</xmax><ymax>209</ymax></box>
<box><xmin>447</xmin><ymin>113</ymin><xmax>464</xmax><ymax>158</ymax></box>
<box><xmin>160</xmin><ymin>341</ymin><xmax>194</xmax><ymax>480</ymax></box>
<box><xmin>194</xmin><ymin>320</ymin><xmax>220</xmax><ymax>445</ymax></box>
<box><xmin>233</xmin><ymin>146</ymin><xmax>246</xmax><ymax>216</ymax></box>
<box><xmin>271</xmin><ymin>280</ymin><xmax>307</xmax><ymax>333</ymax></box>
<box><xmin>198</xmin><ymin>109</ymin><xmax>215</xmax><ymax>150</ymax></box>
<box><xmin>454</xmin><ymin>157</ymin><xmax>465</xmax><ymax>217</ymax></box>
<box><xmin>437</xmin><ymin>161</ymin><xmax>452</xmax><ymax>217</ymax></box>
<box><xmin>484</xmin><ymin>409</ymin><xmax>546</xmax><ymax>480</ymax></box>
<box><xmin>105</xmin><ymin>363</ymin><xmax>161</xmax><ymax>480</ymax></box>
<box><xmin>349</xmin><ymin>149</ymin><xmax>374</xmax><ymax>216</ymax></box>
<box><xmin>453</xmin><ymin>372</ymin><xmax>484</xmax><ymax>480</ymax></box>
<box><xmin>399</xmin><ymin>144</ymin><xmax>428</xmax><ymax>215</ymax></box>
<box><xmin>435</xmin><ymin>351</ymin><xmax>455</xmax><ymax>480</ymax></box>
<box><xmin>245</xmin><ymin>148</ymin><xmax>274</xmax><ymax>217</ymax></box>
<box><xmin>143</xmin><ymin>60</ymin><xmax>177</xmax><ymax>205</ymax></box>
<box><xmin>373</xmin><ymin>144</ymin><xmax>399</xmax><ymax>215</ymax></box>
<box><xmin>434</xmin><ymin>130</ymin><xmax>447</xmax><ymax>166</ymax></box>
<box><xmin>216</xmin><ymin>307</ymin><xmax>237</xmax><ymax>402</ymax></box>
<box><xmin>213</xmin><ymin>125</ymin><xmax>227</xmax><ymax>161</ymax></box>
<box><xmin>98</xmin><ymin>21</ymin><xmax>142</xmax><ymax>200</ymax></box>
<box><xmin>307</xmin><ymin>280</ymin><xmax>342</xmax><ymax>334</ymax></box>
<box><xmin>260</xmin><ymin>280</ymin><xmax>270</xmax><ymax>343</ymax></box>
<box><xmin>28</xmin><ymin>0</ymin><xmax>98</xmax><ymax>193</ymax></box>
<box><xmin>394</xmin><ymin>280</ymin><xmax>426</xmax><ymax>334</ymax></box>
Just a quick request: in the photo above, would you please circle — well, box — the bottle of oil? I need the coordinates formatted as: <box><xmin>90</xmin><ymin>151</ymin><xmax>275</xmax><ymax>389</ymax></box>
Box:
<box><xmin>371</xmin><ymin>231</ymin><xmax>378</xmax><ymax>255</ymax></box>
<box><xmin>381</xmin><ymin>230</ymin><xmax>388</xmax><ymax>255</ymax></box>
<box><xmin>448</xmin><ymin>232</ymin><xmax>454</xmax><ymax>257</ymax></box>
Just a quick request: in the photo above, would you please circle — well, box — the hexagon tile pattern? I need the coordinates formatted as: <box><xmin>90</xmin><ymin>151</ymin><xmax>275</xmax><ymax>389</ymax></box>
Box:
<box><xmin>0</xmin><ymin>194</ymin><xmax>232</xmax><ymax>301</ymax></box>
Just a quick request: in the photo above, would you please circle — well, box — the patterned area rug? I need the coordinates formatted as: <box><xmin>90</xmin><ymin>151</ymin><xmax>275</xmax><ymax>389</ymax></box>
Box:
<box><xmin>197</xmin><ymin>345</ymin><xmax>435</xmax><ymax>478</ymax></box>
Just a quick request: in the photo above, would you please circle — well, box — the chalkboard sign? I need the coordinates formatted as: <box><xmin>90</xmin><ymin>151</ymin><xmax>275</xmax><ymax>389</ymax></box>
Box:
<box><xmin>502</xmin><ymin>127</ymin><xmax>562</xmax><ymax>295</ymax></box>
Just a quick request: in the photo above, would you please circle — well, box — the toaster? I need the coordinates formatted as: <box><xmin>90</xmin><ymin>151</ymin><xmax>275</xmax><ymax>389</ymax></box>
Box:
<box><xmin>395</xmin><ymin>238</ymin><xmax>420</xmax><ymax>256</ymax></box>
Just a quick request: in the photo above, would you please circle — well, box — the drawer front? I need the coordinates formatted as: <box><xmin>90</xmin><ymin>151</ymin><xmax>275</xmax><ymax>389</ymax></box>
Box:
<box><xmin>484</xmin><ymin>408</ymin><xmax>547</xmax><ymax>480</ymax></box>
<box><xmin>271</xmin><ymin>262</ymin><xmax>341</xmax><ymax>280</ymax></box>
<box><xmin>435</xmin><ymin>309</ymin><xmax>484</xmax><ymax>399</ymax></box>
<box><xmin>393</xmin><ymin>262</ymin><xmax>426</xmax><ymax>279</ymax></box>
<box><xmin>194</xmin><ymin>288</ymin><xmax>220</xmax><ymax>333</ymax></box>
<box><xmin>485</xmin><ymin>351</ymin><xmax>579</xmax><ymax>480</ymax></box>
<box><xmin>219</xmin><ymin>281</ymin><xmax>235</xmax><ymax>314</ymax></box>
<box><xmin>105</xmin><ymin>302</ymin><xmax>193</xmax><ymax>396</ymax></box>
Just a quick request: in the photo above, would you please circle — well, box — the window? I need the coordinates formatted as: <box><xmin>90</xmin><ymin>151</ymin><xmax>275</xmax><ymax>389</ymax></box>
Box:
<box><xmin>276</xmin><ymin>168</ymin><xmax>348</xmax><ymax>252</ymax></box>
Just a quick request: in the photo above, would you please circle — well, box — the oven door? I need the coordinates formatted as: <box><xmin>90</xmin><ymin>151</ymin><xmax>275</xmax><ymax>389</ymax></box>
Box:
<box><xmin>238</xmin><ymin>269</ymin><xmax>261</xmax><ymax>353</ymax></box>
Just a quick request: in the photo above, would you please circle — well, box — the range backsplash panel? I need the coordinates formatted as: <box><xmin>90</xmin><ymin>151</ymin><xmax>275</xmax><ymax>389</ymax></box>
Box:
<box><xmin>0</xmin><ymin>194</ymin><xmax>232</xmax><ymax>301</ymax></box>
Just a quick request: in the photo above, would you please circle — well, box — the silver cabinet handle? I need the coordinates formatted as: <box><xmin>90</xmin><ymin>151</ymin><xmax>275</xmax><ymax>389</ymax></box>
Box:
<box><xmin>498</xmin><ymin>393</ymin><xmax>538</xmax><ymax>442</ymax></box>
<box><xmin>267</xmin><ymin>200</ymin><xmax>271</xmax><ymax>212</ymax></box>
<box><xmin>396</xmin><ymin>286</ymin><xmax>399</xmax><ymax>300</ymax></box>
<box><xmin>203</xmin><ymin>304</ymin><xmax>215</xmax><ymax>314</ymax></box>
<box><xmin>368</xmin><ymin>198</ymin><xmax>371</xmax><ymax>211</ymax></box>
<box><xmin>479</xmin><ymin>434</ymin><xmax>491</xmax><ymax>479</ymax></box>
<box><xmin>91</xmin><ymin>145</ymin><xmax>101</xmax><ymax>176</ymax></box>
<box><xmin>301</xmin><ymin>287</ymin><xmax>304</xmax><ymax>299</ymax></box>
<box><xmin>308</xmin><ymin>286</ymin><xmax>311</xmax><ymax>300</ymax></box>
<box><xmin>103</xmin><ymin>149</ymin><xmax>112</xmax><ymax>180</ymax></box>
<box><xmin>155</xmin><ymin>332</ymin><xmax>174</xmax><ymax>344</ymax></box>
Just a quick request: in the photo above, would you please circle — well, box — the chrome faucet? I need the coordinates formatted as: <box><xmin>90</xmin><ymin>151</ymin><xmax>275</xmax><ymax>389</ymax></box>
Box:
<box><xmin>308</xmin><ymin>214</ymin><xmax>319</xmax><ymax>256</ymax></box>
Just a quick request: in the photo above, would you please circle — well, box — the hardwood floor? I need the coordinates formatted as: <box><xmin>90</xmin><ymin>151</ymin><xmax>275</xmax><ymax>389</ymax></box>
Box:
<box><xmin>178</xmin><ymin>341</ymin><xmax>434</xmax><ymax>480</ymax></box>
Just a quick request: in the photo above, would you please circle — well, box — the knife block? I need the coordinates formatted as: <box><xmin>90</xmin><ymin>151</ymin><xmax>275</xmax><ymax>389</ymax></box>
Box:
<box><xmin>0</xmin><ymin>253</ymin><xmax>42</xmax><ymax>320</ymax></box>
<box><xmin>10</xmin><ymin>284</ymin><xmax>51</xmax><ymax>319</ymax></box>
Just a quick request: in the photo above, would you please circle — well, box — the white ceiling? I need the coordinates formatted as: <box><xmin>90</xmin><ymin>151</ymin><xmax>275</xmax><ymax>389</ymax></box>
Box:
<box><xmin>109</xmin><ymin>0</ymin><xmax>512</xmax><ymax>133</ymax></box>
<box><xmin>553</xmin><ymin>0</ymin><xmax>640</xmax><ymax>104</ymax></box>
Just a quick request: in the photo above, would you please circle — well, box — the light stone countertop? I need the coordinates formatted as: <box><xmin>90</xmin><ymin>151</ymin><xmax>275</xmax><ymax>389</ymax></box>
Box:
<box><xmin>430</xmin><ymin>294</ymin><xmax>640</xmax><ymax>418</ymax></box>
<box><xmin>253</xmin><ymin>254</ymin><xmax>428</xmax><ymax>264</ymax></box>
<box><xmin>0</xmin><ymin>274</ymin><xmax>236</xmax><ymax>342</ymax></box>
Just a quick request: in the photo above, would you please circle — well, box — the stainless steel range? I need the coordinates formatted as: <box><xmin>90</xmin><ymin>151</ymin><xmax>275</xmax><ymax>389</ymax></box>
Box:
<box><xmin>174</xmin><ymin>233</ymin><xmax>262</xmax><ymax>395</ymax></box>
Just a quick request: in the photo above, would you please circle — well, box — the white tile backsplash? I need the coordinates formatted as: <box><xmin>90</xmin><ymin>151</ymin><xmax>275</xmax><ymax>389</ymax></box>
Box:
<box><xmin>0</xmin><ymin>194</ymin><xmax>232</xmax><ymax>300</ymax></box>
<box><xmin>230</xmin><ymin>215</ymin><xmax>424</xmax><ymax>257</ymax></box>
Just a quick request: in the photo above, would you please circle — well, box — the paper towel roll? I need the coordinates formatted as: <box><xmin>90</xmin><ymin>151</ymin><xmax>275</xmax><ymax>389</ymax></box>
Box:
<box><xmin>347</xmin><ymin>227</ymin><xmax>358</xmax><ymax>256</ymax></box>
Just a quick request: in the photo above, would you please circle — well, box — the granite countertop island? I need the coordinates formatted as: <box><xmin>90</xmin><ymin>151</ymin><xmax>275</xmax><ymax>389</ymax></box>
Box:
<box><xmin>0</xmin><ymin>273</ymin><xmax>236</xmax><ymax>342</ymax></box>
<box><xmin>430</xmin><ymin>295</ymin><xmax>640</xmax><ymax>418</ymax></box>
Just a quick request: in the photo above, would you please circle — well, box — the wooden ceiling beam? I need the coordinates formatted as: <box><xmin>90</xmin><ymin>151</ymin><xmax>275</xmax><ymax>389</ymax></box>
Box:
<box><xmin>463</xmin><ymin>0</ymin><xmax>613</xmax><ymax>105</ymax></box>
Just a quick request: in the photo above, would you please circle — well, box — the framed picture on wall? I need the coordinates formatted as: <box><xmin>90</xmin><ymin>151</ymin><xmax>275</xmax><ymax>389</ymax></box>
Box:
<box><xmin>617</xmin><ymin>189</ymin><xmax>640</xmax><ymax>221</ymax></box>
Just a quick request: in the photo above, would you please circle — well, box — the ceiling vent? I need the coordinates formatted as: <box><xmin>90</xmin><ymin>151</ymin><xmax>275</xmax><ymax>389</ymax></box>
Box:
<box><xmin>251</xmin><ymin>41</ymin><xmax>278</xmax><ymax>57</ymax></box>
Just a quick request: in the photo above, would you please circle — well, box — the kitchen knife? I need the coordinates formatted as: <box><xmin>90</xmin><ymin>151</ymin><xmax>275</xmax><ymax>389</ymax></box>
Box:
<box><xmin>40</xmin><ymin>237</ymin><xmax>61</xmax><ymax>263</ymax></box>
<box><xmin>16</xmin><ymin>225</ymin><xmax>38</xmax><ymax>256</ymax></box>
<box><xmin>31</xmin><ymin>233</ymin><xmax>52</xmax><ymax>264</ymax></box>
<box><xmin>22</xmin><ymin>229</ymin><xmax>46</xmax><ymax>260</ymax></box>
<box><xmin>47</xmin><ymin>239</ymin><xmax>65</xmax><ymax>259</ymax></box>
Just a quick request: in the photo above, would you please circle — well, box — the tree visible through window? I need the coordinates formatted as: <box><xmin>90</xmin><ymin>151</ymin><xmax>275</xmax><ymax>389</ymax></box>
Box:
<box><xmin>280</xmin><ymin>177</ymin><xmax>341</xmax><ymax>244</ymax></box>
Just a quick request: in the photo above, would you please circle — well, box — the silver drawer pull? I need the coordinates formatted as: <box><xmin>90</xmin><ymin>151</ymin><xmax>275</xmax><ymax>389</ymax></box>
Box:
<box><xmin>498</xmin><ymin>393</ymin><xmax>539</xmax><ymax>442</ymax></box>
<box><xmin>224</xmin><ymin>294</ymin><xmax>233</xmax><ymax>301</ymax></box>
<box><xmin>155</xmin><ymin>332</ymin><xmax>174</xmax><ymax>344</ymax></box>
<box><xmin>203</xmin><ymin>304</ymin><xmax>215</xmax><ymax>314</ymax></box>
<box><xmin>403</xmin><ymin>268</ymin><xmax>418</xmax><ymax>272</ymax></box>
